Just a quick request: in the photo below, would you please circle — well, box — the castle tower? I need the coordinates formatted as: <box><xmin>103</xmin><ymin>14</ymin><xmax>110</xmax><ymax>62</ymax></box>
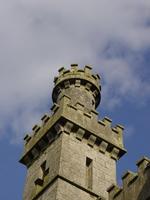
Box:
<box><xmin>20</xmin><ymin>65</ymin><xmax>126</xmax><ymax>200</ymax></box>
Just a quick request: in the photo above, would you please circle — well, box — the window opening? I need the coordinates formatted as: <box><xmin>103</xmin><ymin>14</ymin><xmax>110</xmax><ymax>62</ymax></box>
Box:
<box><xmin>34</xmin><ymin>160</ymin><xmax>49</xmax><ymax>186</ymax></box>
<box><xmin>41</xmin><ymin>161</ymin><xmax>49</xmax><ymax>180</ymax></box>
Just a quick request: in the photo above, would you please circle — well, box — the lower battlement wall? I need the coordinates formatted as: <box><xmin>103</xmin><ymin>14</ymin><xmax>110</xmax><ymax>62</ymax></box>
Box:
<box><xmin>107</xmin><ymin>157</ymin><xmax>150</xmax><ymax>200</ymax></box>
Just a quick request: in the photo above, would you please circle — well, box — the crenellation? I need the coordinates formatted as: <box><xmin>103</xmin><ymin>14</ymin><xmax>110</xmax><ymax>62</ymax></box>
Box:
<box><xmin>55</xmin><ymin>65</ymin><xmax>99</xmax><ymax>89</ymax></box>
<box><xmin>58</xmin><ymin>67</ymin><xmax>65</xmax><ymax>75</ymax></box>
<box><xmin>53</xmin><ymin>65</ymin><xmax>101</xmax><ymax>110</ymax></box>
<box><xmin>41</xmin><ymin>114</ymin><xmax>50</xmax><ymax>124</ymax></box>
<box><xmin>113</xmin><ymin>188</ymin><xmax>123</xmax><ymax>199</ymax></box>
<box><xmin>102</xmin><ymin>117</ymin><xmax>112</xmax><ymax>127</ymax></box>
<box><xmin>84</xmin><ymin>65</ymin><xmax>92</xmax><ymax>74</ymax></box>
<box><xmin>57</xmin><ymin>98</ymin><xmax>125</xmax><ymax>154</ymax></box>
<box><xmin>111</xmin><ymin>127</ymin><xmax>118</xmax><ymax>134</ymax></box>
<box><xmin>92</xmin><ymin>74</ymin><xmax>98</xmax><ymax>80</ymax></box>
<box><xmin>136</xmin><ymin>156</ymin><xmax>150</xmax><ymax>174</ymax></box>
<box><xmin>98</xmin><ymin>120</ymin><xmax>106</xmax><ymax>126</ymax></box>
<box><xmin>71</xmin><ymin>64</ymin><xmax>78</xmax><ymax>71</ymax></box>
<box><xmin>21</xmin><ymin>65</ymin><xmax>127</xmax><ymax>200</ymax></box>
<box><xmin>111</xmin><ymin>125</ymin><xmax>123</xmax><ymax>137</ymax></box>
<box><xmin>108</xmin><ymin>157</ymin><xmax>150</xmax><ymax>200</ymax></box>
<box><xmin>32</xmin><ymin>125</ymin><xmax>41</xmax><ymax>133</ymax></box>
<box><xmin>91</xmin><ymin>109</ymin><xmax>99</xmax><ymax>120</ymax></box>
<box><xmin>21</xmin><ymin>127</ymin><xmax>61</xmax><ymax>168</ymax></box>
<box><xmin>96</xmin><ymin>74</ymin><xmax>100</xmax><ymax>80</ymax></box>
<box><xmin>127</xmin><ymin>174</ymin><xmax>138</xmax><ymax>186</ymax></box>
<box><xmin>115</xmin><ymin>125</ymin><xmax>124</xmax><ymax>133</ymax></box>
<box><xmin>63</xmin><ymin>69</ymin><xmax>70</xmax><ymax>74</ymax></box>
<box><xmin>51</xmin><ymin>103</ymin><xmax>60</xmax><ymax>113</ymax></box>
<box><xmin>54</xmin><ymin>76</ymin><xmax>58</xmax><ymax>83</ymax></box>
<box><xmin>107</xmin><ymin>184</ymin><xmax>122</xmax><ymax>199</ymax></box>
<box><xmin>20</xmin><ymin>65</ymin><xmax>150</xmax><ymax>200</ymax></box>
<box><xmin>77</xmin><ymin>69</ymin><xmax>84</xmax><ymax>73</ymax></box>
<box><xmin>24</xmin><ymin>134</ymin><xmax>32</xmax><ymax>144</ymax></box>
<box><xmin>26</xmin><ymin>124</ymin><xmax>46</xmax><ymax>149</ymax></box>
<box><xmin>122</xmin><ymin>170</ymin><xmax>137</xmax><ymax>187</ymax></box>
<box><xmin>112</xmin><ymin>126</ymin><xmax>124</xmax><ymax>147</ymax></box>
<box><xmin>83</xmin><ymin>111</ymin><xmax>92</xmax><ymax>118</ymax></box>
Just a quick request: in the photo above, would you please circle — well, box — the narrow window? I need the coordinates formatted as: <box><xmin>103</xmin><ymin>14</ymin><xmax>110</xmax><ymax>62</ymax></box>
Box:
<box><xmin>34</xmin><ymin>160</ymin><xmax>49</xmax><ymax>186</ymax></box>
<box><xmin>86</xmin><ymin>157</ymin><xmax>93</xmax><ymax>189</ymax></box>
<box><xmin>41</xmin><ymin>161</ymin><xmax>49</xmax><ymax>181</ymax></box>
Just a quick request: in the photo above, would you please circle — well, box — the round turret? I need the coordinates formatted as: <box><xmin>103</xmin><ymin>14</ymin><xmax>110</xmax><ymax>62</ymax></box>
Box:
<box><xmin>52</xmin><ymin>64</ymin><xmax>101</xmax><ymax>111</ymax></box>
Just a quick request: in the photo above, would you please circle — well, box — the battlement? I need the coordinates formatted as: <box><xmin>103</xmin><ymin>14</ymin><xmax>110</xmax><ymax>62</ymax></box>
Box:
<box><xmin>55</xmin><ymin>64</ymin><xmax>100</xmax><ymax>85</ymax></box>
<box><xmin>52</xmin><ymin>64</ymin><xmax>101</xmax><ymax>109</ymax></box>
<box><xmin>21</xmin><ymin>65</ymin><xmax>127</xmax><ymax>200</ymax></box>
<box><xmin>107</xmin><ymin>157</ymin><xmax>150</xmax><ymax>200</ymax></box>
<box><xmin>20</xmin><ymin>94</ymin><xmax>126</xmax><ymax>167</ymax></box>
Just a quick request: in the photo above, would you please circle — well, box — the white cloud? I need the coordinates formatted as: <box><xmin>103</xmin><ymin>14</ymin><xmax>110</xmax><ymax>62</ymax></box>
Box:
<box><xmin>0</xmin><ymin>0</ymin><xmax>150</xmax><ymax>143</ymax></box>
<box><xmin>99</xmin><ymin>57</ymin><xmax>150</xmax><ymax>109</ymax></box>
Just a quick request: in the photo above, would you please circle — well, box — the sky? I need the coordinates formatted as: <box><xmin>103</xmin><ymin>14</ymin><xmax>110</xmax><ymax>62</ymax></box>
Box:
<box><xmin>0</xmin><ymin>0</ymin><xmax>150</xmax><ymax>199</ymax></box>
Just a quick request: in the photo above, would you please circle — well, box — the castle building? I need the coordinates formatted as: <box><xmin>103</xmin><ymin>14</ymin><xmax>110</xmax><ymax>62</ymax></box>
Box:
<box><xmin>20</xmin><ymin>65</ymin><xmax>150</xmax><ymax>200</ymax></box>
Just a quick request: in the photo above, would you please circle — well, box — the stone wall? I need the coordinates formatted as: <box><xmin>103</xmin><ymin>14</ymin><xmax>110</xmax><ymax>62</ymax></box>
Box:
<box><xmin>107</xmin><ymin>157</ymin><xmax>150</xmax><ymax>200</ymax></box>
<box><xmin>23</xmin><ymin>135</ymin><xmax>62</xmax><ymax>200</ymax></box>
<box><xmin>59</xmin><ymin>133</ymin><xmax>116</xmax><ymax>199</ymax></box>
<box><xmin>21</xmin><ymin>65</ymin><xmax>126</xmax><ymax>200</ymax></box>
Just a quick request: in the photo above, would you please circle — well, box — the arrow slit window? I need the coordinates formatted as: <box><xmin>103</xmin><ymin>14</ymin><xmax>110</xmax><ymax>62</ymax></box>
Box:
<box><xmin>86</xmin><ymin>157</ymin><xmax>93</xmax><ymax>189</ymax></box>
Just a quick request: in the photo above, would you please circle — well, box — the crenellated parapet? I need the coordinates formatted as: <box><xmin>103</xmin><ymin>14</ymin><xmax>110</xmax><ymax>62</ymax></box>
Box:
<box><xmin>20</xmin><ymin>65</ymin><xmax>127</xmax><ymax>200</ymax></box>
<box><xmin>20</xmin><ymin>65</ymin><xmax>126</xmax><ymax>168</ymax></box>
<box><xmin>20</xmin><ymin>92</ymin><xmax>126</xmax><ymax>167</ymax></box>
<box><xmin>107</xmin><ymin>157</ymin><xmax>150</xmax><ymax>200</ymax></box>
<box><xmin>52</xmin><ymin>64</ymin><xmax>101</xmax><ymax>110</ymax></box>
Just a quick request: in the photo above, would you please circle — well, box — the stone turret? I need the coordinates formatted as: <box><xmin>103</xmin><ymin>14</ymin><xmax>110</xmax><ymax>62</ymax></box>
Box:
<box><xmin>20</xmin><ymin>65</ymin><xmax>126</xmax><ymax>200</ymax></box>
<box><xmin>52</xmin><ymin>64</ymin><xmax>101</xmax><ymax>111</ymax></box>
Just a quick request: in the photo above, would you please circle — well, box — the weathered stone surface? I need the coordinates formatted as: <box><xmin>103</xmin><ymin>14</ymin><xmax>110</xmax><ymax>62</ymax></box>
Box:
<box><xmin>59</xmin><ymin>133</ymin><xmax>116</xmax><ymax>199</ymax></box>
<box><xmin>20</xmin><ymin>65</ymin><xmax>127</xmax><ymax>200</ymax></box>
<box><xmin>23</xmin><ymin>135</ymin><xmax>62</xmax><ymax>200</ymax></box>
<box><xmin>108</xmin><ymin>157</ymin><xmax>150</xmax><ymax>200</ymax></box>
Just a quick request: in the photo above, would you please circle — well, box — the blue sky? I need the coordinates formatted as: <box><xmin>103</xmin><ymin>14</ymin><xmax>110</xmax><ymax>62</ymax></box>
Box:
<box><xmin>0</xmin><ymin>0</ymin><xmax>150</xmax><ymax>199</ymax></box>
